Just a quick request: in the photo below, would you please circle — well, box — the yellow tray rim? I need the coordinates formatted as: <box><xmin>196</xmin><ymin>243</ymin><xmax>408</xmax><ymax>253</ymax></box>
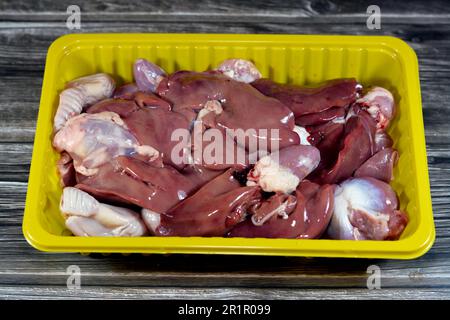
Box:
<box><xmin>22</xmin><ymin>34</ymin><xmax>435</xmax><ymax>259</ymax></box>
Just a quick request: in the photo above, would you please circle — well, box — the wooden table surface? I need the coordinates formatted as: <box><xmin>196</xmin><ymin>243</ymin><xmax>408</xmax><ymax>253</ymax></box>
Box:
<box><xmin>0</xmin><ymin>0</ymin><xmax>449</xmax><ymax>300</ymax></box>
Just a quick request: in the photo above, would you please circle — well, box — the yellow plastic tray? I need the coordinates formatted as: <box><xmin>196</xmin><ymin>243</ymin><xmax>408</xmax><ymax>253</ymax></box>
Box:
<box><xmin>23</xmin><ymin>34</ymin><xmax>434</xmax><ymax>259</ymax></box>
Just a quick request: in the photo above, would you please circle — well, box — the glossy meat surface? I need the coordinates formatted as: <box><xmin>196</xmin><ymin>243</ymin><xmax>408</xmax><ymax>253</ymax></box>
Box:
<box><xmin>52</xmin><ymin>60</ymin><xmax>407</xmax><ymax>241</ymax></box>
<box><xmin>313</xmin><ymin>110</ymin><xmax>377</xmax><ymax>184</ymax></box>
<box><xmin>157</xmin><ymin>71</ymin><xmax>299</xmax><ymax>151</ymax></box>
<box><xmin>327</xmin><ymin>177</ymin><xmax>408</xmax><ymax>240</ymax></box>
<box><xmin>87</xmin><ymin>93</ymin><xmax>190</xmax><ymax>169</ymax></box>
<box><xmin>76</xmin><ymin>156</ymin><xmax>197</xmax><ymax>213</ymax></box>
<box><xmin>252</xmin><ymin>78</ymin><xmax>360</xmax><ymax>118</ymax></box>
<box><xmin>228</xmin><ymin>181</ymin><xmax>334</xmax><ymax>239</ymax></box>
<box><xmin>354</xmin><ymin>148</ymin><xmax>398</xmax><ymax>182</ymax></box>
<box><xmin>153</xmin><ymin>169</ymin><xmax>262</xmax><ymax>236</ymax></box>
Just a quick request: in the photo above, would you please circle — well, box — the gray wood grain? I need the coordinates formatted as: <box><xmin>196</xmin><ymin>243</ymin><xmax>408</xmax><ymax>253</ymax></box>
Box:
<box><xmin>0</xmin><ymin>0</ymin><xmax>449</xmax><ymax>300</ymax></box>
<box><xmin>1</xmin><ymin>287</ymin><xmax>450</xmax><ymax>300</ymax></box>
<box><xmin>1</xmin><ymin>0</ymin><xmax>450</xmax><ymax>23</ymax></box>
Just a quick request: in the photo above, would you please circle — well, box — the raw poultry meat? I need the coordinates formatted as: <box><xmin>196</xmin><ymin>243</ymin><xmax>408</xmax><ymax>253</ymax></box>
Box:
<box><xmin>156</xmin><ymin>71</ymin><xmax>299</xmax><ymax>151</ymax></box>
<box><xmin>246</xmin><ymin>145</ymin><xmax>321</xmax><ymax>194</ymax></box>
<box><xmin>56</xmin><ymin>152</ymin><xmax>76</xmax><ymax>187</ymax></box>
<box><xmin>86</xmin><ymin>92</ymin><xmax>189</xmax><ymax>169</ymax></box>
<box><xmin>374</xmin><ymin>131</ymin><xmax>394</xmax><ymax>153</ymax></box>
<box><xmin>228</xmin><ymin>181</ymin><xmax>335</xmax><ymax>238</ymax></box>
<box><xmin>53</xmin><ymin>111</ymin><xmax>160</xmax><ymax>176</ymax></box>
<box><xmin>312</xmin><ymin>108</ymin><xmax>377</xmax><ymax>184</ymax></box>
<box><xmin>75</xmin><ymin>156</ymin><xmax>198</xmax><ymax>213</ymax></box>
<box><xmin>183</xmin><ymin>100</ymin><xmax>263</xmax><ymax>171</ymax></box>
<box><xmin>355</xmin><ymin>87</ymin><xmax>396</xmax><ymax>131</ymax></box>
<box><xmin>113</xmin><ymin>83</ymin><xmax>139</xmax><ymax>99</ymax></box>
<box><xmin>216</xmin><ymin>59</ymin><xmax>262</xmax><ymax>83</ymax></box>
<box><xmin>327</xmin><ymin>177</ymin><xmax>408</xmax><ymax>240</ymax></box>
<box><xmin>52</xmin><ymin>58</ymin><xmax>408</xmax><ymax>241</ymax></box>
<box><xmin>354</xmin><ymin>148</ymin><xmax>398</xmax><ymax>182</ymax></box>
<box><xmin>296</xmin><ymin>106</ymin><xmax>346</xmax><ymax>127</ymax></box>
<box><xmin>252</xmin><ymin>78</ymin><xmax>360</xmax><ymax>118</ymax></box>
<box><xmin>133</xmin><ymin>59</ymin><xmax>167</xmax><ymax>93</ymax></box>
<box><xmin>60</xmin><ymin>187</ymin><xmax>147</xmax><ymax>237</ymax></box>
<box><xmin>53</xmin><ymin>73</ymin><xmax>115</xmax><ymax>132</ymax></box>
<box><xmin>145</xmin><ymin>169</ymin><xmax>262</xmax><ymax>236</ymax></box>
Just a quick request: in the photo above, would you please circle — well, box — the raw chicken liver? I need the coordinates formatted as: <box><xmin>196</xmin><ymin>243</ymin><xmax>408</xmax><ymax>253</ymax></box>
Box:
<box><xmin>54</xmin><ymin>58</ymin><xmax>407</xmax><ymax>241</ymax></box>
<box><xmin>157</xmin><ymin>71</ymin><xmax>299</xmax><ymax>151</ymax></box>
<box><xmin>76</xmin><ymin>156</ymin><xmax>198</xmax><ymax>213</ymax></box>
<box><xmin>252</xmin><ymin>78</ymin><xmax>360</xmax><ymax>118</ymax></box>
<box><xmin>154</xmin><ymin>169</ymin><xmax>262</xmax><ymax>236</ymax></box>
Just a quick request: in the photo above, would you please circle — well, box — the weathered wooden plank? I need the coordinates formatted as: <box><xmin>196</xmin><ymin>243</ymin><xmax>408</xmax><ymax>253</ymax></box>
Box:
<box><xmin>0</xmin><ymin>143</ymin><xmax>32</xmax><ymax>182</ymax></box>
<box><xmin>4</xmin><ymin>0</ymin><xmax>449</xmax><ymax>15</ymax></box>
<box><xmin>0</xmin><ymin>240</ymin><xmax>450</xmax><ymax>289</ymax></box>
<box><xmin>1</xmin><ymin>286</ymin><xmax>450</xmax><ymax>300</ymax></box>
<box><xmin>1</xmin><ymin>0</ymin><xmax>450</xmax><ymax>23</ymax></box>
